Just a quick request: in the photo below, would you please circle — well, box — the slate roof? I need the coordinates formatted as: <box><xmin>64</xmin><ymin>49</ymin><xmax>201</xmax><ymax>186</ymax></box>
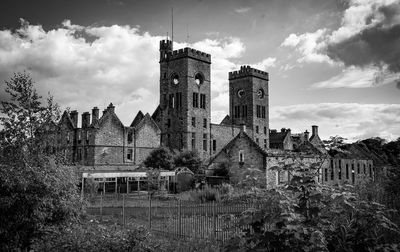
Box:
<box><xmin>220</xmin><ymin>115</ymin><xmax>232</xmax><ymax>125</ymax></box>
<box><xmin>269</xmin><ymin>130</ymin><xmax>289</xmax><ymax>145</ymax></box>
<box><xmin>130</xmin><ymin>110</ymin><xmax>145</xmax><ymax>127</ymax></box>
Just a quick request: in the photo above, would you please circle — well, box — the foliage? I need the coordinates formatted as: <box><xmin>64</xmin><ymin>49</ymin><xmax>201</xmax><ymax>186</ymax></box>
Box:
<box><xmin>213</xmin><ymin>162</ymin><xmax>230</xmax><ymax>177</ymax></box>
<box><xmin>0</xmin><ymin>72</ymin><xmax>83</xmax><ymax>251</ymax></box>
<box><xmin>32</xmin><ymin>220</ymin><xmax>155</xmax><ymax>251</ymax></box>
<box><xmin>174</xmin><ymin>150</ymin><xmax>202</xmax><ymax>174</ymax></box>
<box><xmin>144</xmin><ymin>147</ymin><xmax>174</xmax><ymax>170</ymax></box>
<box><xmin>146</xmin><ymin>169</ymin><xmax>161</xmax><ymax>193</ymax></box>
<box><xmin>224</xmin><ymin>155</ymin><xmax>400</xmax><ymax>251</ymax></box>
<box><xmin>323</xmin><ymin>135</ymin><xmax>347</xmax><ymax>149</ymax></box>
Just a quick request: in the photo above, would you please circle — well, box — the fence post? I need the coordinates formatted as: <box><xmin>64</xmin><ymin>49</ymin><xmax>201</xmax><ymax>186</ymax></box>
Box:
<box><xmin>122</xmin><ymin>194</ymin><xmax>126</xmax><ymax>229</ymax></box>
<box><xmin>178</xmin><ymin>200</ymin><xmax>182</xmax><ymax>237</ymax></box>
<box><xmin>148</xmin><ymin>194</ymin><xmax>152</xmax><ymax>229</ymax></box>
<box><xmin>100</xmin><ymin>192</ymin><xmax>103</xmax><ymax>221</ymax></box>
<box><xmin>213</xmin><ymin>201</ymin><xmax>216</xmax><ymax>240</ymax></box>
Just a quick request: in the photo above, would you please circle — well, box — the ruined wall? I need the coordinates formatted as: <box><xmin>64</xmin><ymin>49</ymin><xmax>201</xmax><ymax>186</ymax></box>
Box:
<box><xmin>323</xmin><ymin>158</ymin><xmax>374</xmax><ymax>185</ymax></box>
<box><xmin>210</xmin><ymin>124</ymin><xmax>242</xmax><ymax>155</ymax></box>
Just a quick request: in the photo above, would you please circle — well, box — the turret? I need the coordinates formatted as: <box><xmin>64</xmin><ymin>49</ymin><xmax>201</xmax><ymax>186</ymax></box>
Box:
<box><xmin>160</xmin><ymin>40</ymin><xmax>173</xmax><ymax>62</ymax></box>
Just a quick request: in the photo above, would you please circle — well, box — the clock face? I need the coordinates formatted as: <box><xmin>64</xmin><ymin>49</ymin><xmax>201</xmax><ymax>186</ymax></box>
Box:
<box><xmin>172</xmin><ymin>74</ymin><xmax>179</xmax><ymax>85</ymax></box>
<box><xmin>257</xmin><ymin>88</ymin><xmax>265</xmax><ymax>99</ymax></box>
<box><xmin>195</xmin><ymin>73</ymin><xmax>204</xmax><ymax>85</ymax></box>
<box><xmin>237</xmin><ymin>89</ymin><xmax>245</xmax><ymax>98</ymax></box>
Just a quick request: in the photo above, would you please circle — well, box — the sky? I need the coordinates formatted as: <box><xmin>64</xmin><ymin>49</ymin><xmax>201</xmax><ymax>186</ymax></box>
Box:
<box><xmin>0</xmin><ymin>0</ymin><xmax>399</xmax><ymax>142</ymax></box>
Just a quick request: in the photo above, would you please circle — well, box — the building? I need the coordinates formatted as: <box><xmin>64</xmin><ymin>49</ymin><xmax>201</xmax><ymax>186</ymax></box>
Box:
<box><xmin>44</xmin><ymin>39</ymin><xmax>374</xmax><ymax>189</ymax></box>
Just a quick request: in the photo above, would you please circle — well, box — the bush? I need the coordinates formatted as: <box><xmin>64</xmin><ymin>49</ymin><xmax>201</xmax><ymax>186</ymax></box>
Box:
<box><xmin>144</xmin><ymin>147</ymin><xmax>174</xmax><ymax>170</ymax></box>
<box><xmin>174</xmin><ymin>150</ymin><xmax>202</xmax><ymax>174</ymax></box>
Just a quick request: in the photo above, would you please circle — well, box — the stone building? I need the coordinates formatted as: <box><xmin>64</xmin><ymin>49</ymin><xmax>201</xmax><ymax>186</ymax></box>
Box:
<box><xmin>44</xmin><ymin>38</ymin><xmax>374</xmax><ymax>189</ymax></box>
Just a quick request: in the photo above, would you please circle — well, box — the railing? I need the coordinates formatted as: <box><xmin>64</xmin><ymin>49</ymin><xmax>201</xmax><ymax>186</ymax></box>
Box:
<box><xmin>86</xmin><ymin>194</ymin><xmax>255</xmax><ymax>242</ymax></box>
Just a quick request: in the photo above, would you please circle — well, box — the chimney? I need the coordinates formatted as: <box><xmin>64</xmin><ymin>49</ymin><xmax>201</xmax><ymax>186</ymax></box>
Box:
<box><xmin>107</xmin><ymin>103</ymin><xmax>115</xmax><ymax>113</ymax></box>
<box><xmin>281</xmin><ymin>128</ymin><xmax>286</xmax><ymax>133</ymax></box>
<box><xmin>82</xmin><ymin>112</ymin><xmax>90</xmax><ymax>128</ymax></box>
<box><xmin>103</xmin><ymin>109</ymin><xmax>107</xmax><ymax>116</ymax></box>
<box><xmin>70</xmin><ymin>110</ymin><xmax>78</xmax><ymax>128</ymax></box>
<box><xmin>311</xmin><ymin>125</ymin><xmax>318</xmax><ymax>137</ymax></box>
<box><xmin>92</xmin><ymin>107</ymin><xmax>99</xmax><ymax>124</ymax></box>
<box><xmin>304</xmin><ymin>130</ymin><xmax>309</xmax><ymax>141</ymax></box>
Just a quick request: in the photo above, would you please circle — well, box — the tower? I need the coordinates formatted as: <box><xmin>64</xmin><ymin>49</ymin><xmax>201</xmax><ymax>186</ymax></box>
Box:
<box><xmin>229</xmin><ymin>65</ymin><xmax>269</xmax><ymax>149</ymax></box>
<box><xmin>159</xmin><ymin>40</ymin><xmax>211</xmax><ymax>157</ymax></box>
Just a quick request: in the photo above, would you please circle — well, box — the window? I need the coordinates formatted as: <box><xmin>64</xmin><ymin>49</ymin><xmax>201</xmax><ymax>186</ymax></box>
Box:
<box><xmin>83</xmin><ymin>148</ymin><xmax>87</xmax><ymax>159</ymax></box>
<box><xmin>200</xmin><ymin>94</ymin><xmax>206</xmax><ymax>109</ymax></box>
<box><xmin>262</xmin><ymin>106</ymin><xmax>266</xmax><ymax>119</ymax></box>
<box><xmin>163</xmin><ymin>72</ymin><xmax>167</xmax><ymax>79</ymax></box>
<box><xmin>167</xmin><ymin>134</ymin><xmax>171</xmax><ymax>145</ymax></box>
<box><xmin>331</xmin><ymin>168</ymin><xmax>334</xmax><ymax>181</ymax></box>
<box><xmin>169</xmin><ymin>94</ymin><xmax>175</xmax><ymax>108</ymax></box>
<box><xmin>242</xmin><ymin>105</ymin><xmax>247</xmax><ymax>117</ymax></box>
<box><xmin>193</xmin><ymin>93</ymin><xmax>199</xmax><ymax>108</ymax></box>
<box><xmin>256</xmin><ymin>126</ymin><xmax>259</xmax><ymax>134</ymax></box>
<box><xmin>256</xmin><ymin>105</ymin><xmax>261</xmax><ymax>118</ymax></box>
<box><xmin>351</xmin><ymin>163</ymin><xmax>355</xmax><ymax>183</ymax></box>
<box><xmin>167</xmin><ymin>119</ymin><xmax>171</xmax><ymax>128</ymax></box>
<box><xmin>203</xmin><ymin>134</ymin><xmax>207</xmax><ymax>151</ymax></box>
<box><xmin>212</xmin><ymin>140</ymin><xmax>217</xmax><ymax>152</ymax></box>
<box><xmin>192</xmin><ymin>117</ymin><xmax>196</xmax><ymax>127</ymax></box>
<box><xmin>264</xmin><ymin>139</ymin><xmax>267</xmax><ymax>149</ymax></box>
<box><xmin>264</xmin><ymin>127</ymin><xmax>267</xmax><ymax>135</ymax></box>
<box><xmin>127</xmin><ymin>132</ymin><xmax>133</xmax><ymax>143</ymax></box>
<box><xmin>256</xmin><ymin>138</ymin><xmax>259</xmax><ymax>144</ymax></box>
<box><xmin>191</xmin><ymin>133</ymin><xmax>196</xmax><ymax>150</ymax></box>
<box><xmin>203</xmin><ymin>118</ymin><xmax>207</xmax><ymax>128</ymax></box>
<box><xmin>364</xmin><ymin>164</ymin><xmax>366</xmax><ymax>174</ymax></box>
<box><xmin>195</xmin><ymin>73</ymin><xmax>204</xmax><ymax>85</ymax></box>
<box><xmin>357</xmin><ymin>163</ymin><xmax>360</xmax><ymax>174</ymax></box>
<box><xmin>239</xmin><ymin>150</ymin><xmax>244</xmax><ymax>163</ymax></box>
<box><xmin>179</xmin><ymin>134</ymin><xmax>184</xmax><ymax>150</ymax></box>
<box><xmin>369</xmin><ymin>164</ymin><xmax>372</xmax><ymax>178</ymax></box>
<box><xmin>234</xmin><ymin>106</ymin><xmax>240</xmax><ymax>118</ymax></box>
<box><xmin>77</xmin><ymin>131</ymin><xmax>81</xmax><ymax>144</ymax></box>
<box><xmin>77</xmin><ymin>148</ymin><xmax>82</xmax><ymax>160</ymax></box>
<box><xmin>176</xmin><ymin>92</ymin><xmax>182</xmax><ymax>108</ymax></box>
<box><xmin>67</xmin><ymin>132</ymin><xmax>70</xmax><ymax>143</ymax></box>
<box><xmin>127</xmin><ymin>148</ymin><xmax>133</xmax><ymax>161</ymax></box>
<box><xmin>325</xmin><ymin>168</ymin><xmax>328</xmax><ymax>181</ymax></box>
<box><xmin>338</xmin><ymin>160</ymin><xmax>342</xmax><ymax>180</ymax></box>
<box><xmin>346</xmin><ymin>164</ymin><xmax>349</xmax><ymax>179</ymax></box>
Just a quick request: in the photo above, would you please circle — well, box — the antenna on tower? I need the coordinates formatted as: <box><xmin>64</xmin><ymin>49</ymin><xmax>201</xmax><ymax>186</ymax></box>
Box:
<box><xmin>171</xmin><ymin>8</ymin><xmax>174</xmax><ymax>49</ymax></box>
<box><xmin>186</xmin><ymin>24</ymin><xmax>190</xmax><ymax>44</ymax></box>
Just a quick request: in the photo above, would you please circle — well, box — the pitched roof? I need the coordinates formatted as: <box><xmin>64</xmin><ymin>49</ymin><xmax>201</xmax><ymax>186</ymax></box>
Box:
<box><xmin>220</xmin><ymin>115</ymin><xmax>231</xmax><ymax>125</ymax></box>
<box><xmin>151</xmin><ymin>105</ymin><xmax>162</xmax><ymax>121</ymax></box>
<box><xmin>59</xmin><ymin>110</ymin><xmax>76</xmax><ymax>129</ymax></box>
<box><xmin>130</xmin><ymin>110</ymin><xmax>144</xmax><ymax>127</ymax></box>
<box><xmin>98</xmin><ymin>107</ymin><xmax>125</xmax><ymax>129</ymax></box>
<box><xmin>135</xmin><ymin>113</ymin><xmax>161</xmax><ymax>133</ymax></box>
<box><xmin>208</xmin><ymin>131</ymin><xmax>267</xmax><ymax>165</ymax></box>
<box><xmin>269</xmin><ymin>130</ymin><xmax>289</xmax><ymax>144</ymax></box>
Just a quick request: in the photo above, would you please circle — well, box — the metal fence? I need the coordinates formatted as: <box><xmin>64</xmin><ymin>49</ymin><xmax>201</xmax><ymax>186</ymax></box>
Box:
<box><xmin>86</xmin><ymin>194</ymin><xmax>254</xmax><ymax>242</ymax></box>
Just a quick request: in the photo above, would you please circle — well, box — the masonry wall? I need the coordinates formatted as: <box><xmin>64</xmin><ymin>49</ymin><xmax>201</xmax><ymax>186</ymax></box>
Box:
<box><xmin>266</xmin><ymin>153</ymin><xmax>328</xmax><ymax>189</ymax></box>
<box><xmin>135</xmin><ymin>123</ymin><xmax>161</xmax><ymax>164</ymax></box>
<box><xmin>322</xmin><ymin>158</ymin><xmax>374</xmax><ymax>185</ymax></box>
<box><xmin>210</xmin><ymin>134</ymin><xmax>266</xmax><ymax>187</ymax></box>
<box><xmin>210</xmin><ymin>124</ymin><xmax>242</xmax><ymax>156</ymax></box>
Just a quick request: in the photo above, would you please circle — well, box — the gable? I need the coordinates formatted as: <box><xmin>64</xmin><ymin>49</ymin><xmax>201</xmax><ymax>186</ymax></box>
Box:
<box><xmin>130</xmin><ymin>110</ymin><xmax>144</xmax><ymax>127</ymax></box>
<box><xmin>59</xmin><ymin>111</ymin><xmax>75</xmax><ymax>129</ymax></box>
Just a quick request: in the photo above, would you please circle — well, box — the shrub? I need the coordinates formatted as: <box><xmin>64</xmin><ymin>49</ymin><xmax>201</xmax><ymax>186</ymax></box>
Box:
<box><xmin>174</xmin><ymin>150</ymin><xmax>202</xmax><ymax>174</ymax></box>
<box><xmin>144</xmin><ymin>147</ymin><xmax>174</xmax><ymax>170</ymax></box>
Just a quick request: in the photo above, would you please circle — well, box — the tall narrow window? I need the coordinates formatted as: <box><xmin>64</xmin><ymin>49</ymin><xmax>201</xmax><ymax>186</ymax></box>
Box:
<box><xmin>192</xmin><ymin>117</ymin><xmax>196</xmax><ymax>127</ymax></box>
<box><xmin>203</xmin><ymin>118</ymin><xmax>207</xmax><ymax>128</ymax></box>
<box><xmin>169</xmin><ymin>94</ymin><xmax>174</xmax><ymax>108</ymax></box>
<box><xmin>325</xmin><ymin>168</ymin><xmax>328</xmax><ymax>182</ymax></box>
<box><xmin>256</xmin><ymin>138</ymin><xmax>259</xmax><ymax>144</ymax></box>
<box><xmin>262</xmin><ymin>106</ymin><xmax>266</xmax><ymax>118</ymax></box>
<box><xmin>191</xmin><ymin>133</ymin><xmax>196</xmax><ymax>150</ymax></box>
<box><xmin>167</xmin><ymin>119</ymin><xmax>171</xmax><ymax>128</ymax></box>
<box><xmin>338</xmin><ymin>160</ymin><xmax>342</xmax><ymax>180</ymax></box>
<box><xmin>369</xmin><ymin>164</ymin><xmax>372</xmax><ymax>178</ymax></box>
<box><xmin>346</xmin><ymin>164</ymin><xmax>349</xmax><ymax>179</ymax></box>
<box><xmin>203</xmin><ymin>134</ymin><xmax>207</xmax><ymax>151</ymax></box>
<box><xmin>363</xmin><ymin>164</ymin><xmax>366</xmax><ymax>174</ymax></box>
<box><xmin>242</xmin><ymin>105</ymin><xmax>247</xmax><ymax>117</ymax></box>
<box><xmin>212</xmin><ymin>140</ymin><xmax>216</xmax><ymax>152</ymax></box>
<box><xmin>351</xmin><ymin>163</ymin><xmax>355</xmax><ymax>183</ymax></box>
<box><xmin>200</xmin><ymin>94</ymin><xmax>206</xmax><ymax>109</ymax></box>
<box><xmin>239</xmin><ymin>150</ymin><xmax>244</xmax><ymax>163</ymax></box>
<box><xmin>234</xmin><ymin>106</ymin><xmax>240</xmax><ymax>118</ymax></box>
<box><xmin>66</xmin><ymin>132</ymin><xmax>70</xmax><ymax>143</ymax></box>
<box><xmin>264</xmin><ymin>139</ymin><xmax>267</xmax><ymax>149</ymax></box>
<box><xmin>127</xmin><ymin>132</ymin><xmax>133</xmax><ymax>143</ymax></box>
<box><xmin>176</xmin><ymin>92</ymin><xmax>182</xmax><ymax>108</ymax></box>
<box><xmin>193</xmin><ymin>93</ymin><xmax>199</xmax><ymax>108</ymax></box>
<box><xmin>256</xmin><ymin>126</ymin><xmax>259</xmax><ymax>134</ymax></box>
<box><xmin>127</xmin><ymin>148</ymin><xmax>133</xmax><ymax>161</ymax></box>
<box><xmin>264</xmin><ymin>127</ymin><xmax>267</xmax><ymax>135</ymax></box>
<box><xmin>78</xmin><ymin>131</ymin><xmax>81</xmax><ymax>144</ymax></box>
<box><xmin>256</xmin><ymin>105</ymin><xmax>261</xmax><ymax>118</ymax></box>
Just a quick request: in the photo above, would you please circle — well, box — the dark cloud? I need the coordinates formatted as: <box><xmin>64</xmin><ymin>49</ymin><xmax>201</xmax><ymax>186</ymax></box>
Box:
<box><xmin>327</xmin><ymin>3</ymin><xmax>400</xmax><ymax>73</ymax></box>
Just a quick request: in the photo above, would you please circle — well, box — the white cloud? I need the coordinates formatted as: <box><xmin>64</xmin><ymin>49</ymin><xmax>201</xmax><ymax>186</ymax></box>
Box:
<box><xmin>251</xmin><ymin>57</ymin><xmax>276</xmax><ymax>71</ymax></box>
<box><xmin>235</xmin><ymin>7</ymin><xmax>251</xmax><ymax>13</ymax></box>
<box><xmin>312</xmin><ymin>66</ymin><xmax>399</xmax><ymax>88</ymax></box>
<box><xmin>270</xmin><ymin>103</ymin><xmax>400</xmax><ymax>141</ymax></box>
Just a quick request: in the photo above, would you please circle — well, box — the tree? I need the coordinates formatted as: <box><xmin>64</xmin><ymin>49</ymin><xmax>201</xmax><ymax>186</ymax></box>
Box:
<box><xmin>174</xmin><ymin>150</ymin><xmax>202</xmax><ymax>174</ymax></box>
<box><xmin>143</xmin><ymin>147</ymin><xmax>174</xmax><ymax>170</ymax></box>
<box><xmin>0</xmin><ymin>72</ymin><xmax>83</xmax><ymax>251</ymax></box>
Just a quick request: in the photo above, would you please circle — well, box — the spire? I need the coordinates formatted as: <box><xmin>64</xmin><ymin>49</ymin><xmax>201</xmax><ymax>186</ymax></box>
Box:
<box><xmin>171</xmin><ymin>7</ymin><xmax>174</xmax><ymax>50</ymax></box>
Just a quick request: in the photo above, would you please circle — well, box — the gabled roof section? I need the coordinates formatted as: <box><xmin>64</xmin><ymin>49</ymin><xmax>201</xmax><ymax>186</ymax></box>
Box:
<box><xmin>296</xmin><ymin>141</ymin><xmax>324</xmax><ymax>155</ymax></box>
<box><xmin>208</xmin><ymin>131</ymin><xmax>267</xmax><ymax>165</ymax></box>
<box><xmin>135</xmin><ymin>113</ymin><xmax>161</xmax><ymax>133</ymax></box>
<box><xmin>220</xmin><ymin>115</ymin><xmax>231</xmax><ymax>125</ymax></box>
<box><xmin>98</xmin><ymin>105</ymin><xmax>125</xmax><ymax>129</ymax></box>
<box><xmin>59</xmin><ymin>110</ymin><xmax>76</xmax><ymax>129</ymax></box>
<box><xmin>130</xmin><ymin>110</ymin><xmax>145</xmax><ymax>127</ymax></box>
<box><xmin>151</xmin><ymin>105</ymin><xmax>162</xmax><ymax>121</ymax></box>
<box><xmin>269</xmin><ymin>131</ymin><xmax>289</xmax><ymax>144</ymax></box>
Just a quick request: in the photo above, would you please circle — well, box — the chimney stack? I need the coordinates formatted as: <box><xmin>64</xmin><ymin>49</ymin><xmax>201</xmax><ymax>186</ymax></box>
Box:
<box><xmin>92</xmin><ymin>107</ymin><xmax>99</xmax><ymax>124</ymax></box>
<box><xmin>70</xmin><ymin>110</ymin><xmax>78</xmax><ymax>128</ymax></box>
<box><xmin>82</xmin><ymin>112</ymin><xmax>90</xmax><ymax>128</ymax></box>
<box><xmin>107</xmin><ymin>103</ymin><xmax>115</xmax><ymax>113</ymax></box>
<box><xmin>304</xmin><ymin>130</ymin><xmax>309</xmax><ymax>142</ymax></box>
<box><xmin>311</xmin><ymin>125</ymin><xmax>318</xmax><ymax>137</ymax></box>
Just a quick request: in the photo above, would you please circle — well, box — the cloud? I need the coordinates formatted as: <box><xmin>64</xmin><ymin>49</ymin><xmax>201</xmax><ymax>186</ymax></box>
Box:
<box><xmin>0</xmin><ymin>19</ymin><xmax>268</xmax><ymax>125</ymax></box>
<box><xmin>312</xmin><ymin>66</ymin><xmax>399</xmax><ymax>88</ymax></box>
<box><xmin>281</xmin><ymin>0</ymin><xmax>400</xmax><ymax>87</ymax></box>
<box><xmin>270</xmin><ymin>103</ymin><xmax>400</xmax><ymax>141</ymax></box>
<box><xmin>251</xmin><ymin>57</ymin><xmax>276</xmax><ymax>71</ymax></box>
<box><xmin>235</xmin><ymin>7</ymin><xmax>251</xmax><ymax>13</ymax></box>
